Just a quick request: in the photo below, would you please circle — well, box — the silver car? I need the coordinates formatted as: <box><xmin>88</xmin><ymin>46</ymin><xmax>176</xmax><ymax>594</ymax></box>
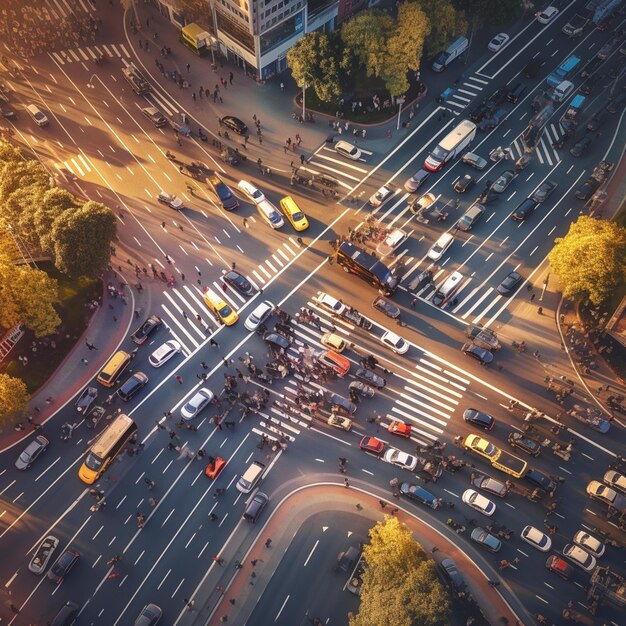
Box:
<box><xmin>181</xmin><ymin>388</ymin><xmax>214</xmax><ymax>420</ymax></box>
<box><xmin>15</xmin><ymin>435</ymin><xmax>49</xmax><ymax>470</ymax></box>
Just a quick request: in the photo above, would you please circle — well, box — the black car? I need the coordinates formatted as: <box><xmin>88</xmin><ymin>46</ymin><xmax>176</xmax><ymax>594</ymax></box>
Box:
<box><xmin>48</xmin><ymin>548</ymin><xmax>79</xmax><ymax>584</ymax></box>
<box><xmin>586</xmin><ymin>111</ymin><xmax>605</xmax><ymax>132</ymax></box>
<box><xmin>223</xmin><ymin>270</ymin><xmax>253</xmax><ymax>296</ymax></box>
<box><xmin>507</xmin><ymin>431</ymin><xmax>541</xmax><ymax>456</ymax></box>
<box><xmin>575</xmin><ymin>180</ymin><xmax>601</xmax><ymax>201</ymax></box>
<box><xmin>355</xmin><ymin>368</ymin><xmax>386</xmax><ymax>389</ymax></box>
<box><xmin>328</xmin><ymin>393</ymin><xmax>357</xmax><ymax>415</ymax></box>
<box><xmin>407</xmin><ymin>269</ymin><xmax>433</xmax><ymax>291</ymax></box>
<box><xmin>117</xmin><ymin>372</ymin><xmax>149</xmax><ymax>401</ymax></box>
<box><xmin>579</xmin><ymin>73</ymin><xmax>605</xmax><ymax>96</ymax></box>
<box><xmin>131</xmin><ymin>315</ymin><xmax>162</xmax><ymax>345</ymax></box>
<box><xmin>461</xmin><ymin>343</ymin><xmax>493</xmax><ymax>365</ymax></box>
<box><xmin>206</xmin><ymin>172</ymin><xmax>239</xmax><ymax>210</ymax></box>
<box><xmin>531</xmin><ymin>180</ymin><xmax>557</xmax><ymax>203</ymax></box>
<box><xmin>523</xmin><ymin>58</ymin><xmax>542</xmax><ymax>78</ymax></box>
<box><xmin>485</xmin><ymin>87</ymin><xmax>509</xmax><ymax>110</ymax></box>
<box><xmin>511</xmin><ymin>198</ymin><xmax>538</xmax><ymax>221</ymax></box>
<box><xmin>496</xmin><ymin>271</ymin><xmax>522</xmax><ymax>296</ymax></box>
<box><xmin>462</xmin><ymin>408</ymin><xmax>495</xmax><ymax>430</ymax></box>
<box><xmin>263</xmin><ymin>332</ymin><xmax>291</xmax><ymax>352</ymax></box>
<box><xmin>76</xmin><ymin>386</ymin><xmax>98</xmax><ymax>414</ymax></box>
<box><xmin>570</xmin><ymin>136</ymin><xmax>591</xmax><ymax>158</ymax></box>
<box><xmin>525</xmin><ymin>469</ymin><xmax>557</xmax><ymax>494</ymax></box>
<box><xmin>454</xmin><ymin>174</ymin><xmax>476</xmax><ymax>193</ymax></box>
<box><xmin>220</xmin><ymin>115</ymin><xmax>248</xmax><ymax>135</ymax></box>
<box><xmin>372</xmin><ymin>296</ymin><xmax>400</xmax><ymax>319</ymax></box>
<box><xmin>439</xmin><ymin>557</ymin><xmax>465</xmax><ymax>591</ymax></box>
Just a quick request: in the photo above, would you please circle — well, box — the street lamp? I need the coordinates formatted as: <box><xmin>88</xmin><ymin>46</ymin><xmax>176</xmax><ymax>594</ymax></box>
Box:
<box><xmin>396</xmin><ymin>95</ymin><xmax>406</xmax><ymax>131</ymax></box>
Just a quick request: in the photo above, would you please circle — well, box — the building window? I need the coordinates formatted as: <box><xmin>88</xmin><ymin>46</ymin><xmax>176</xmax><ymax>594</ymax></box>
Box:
<box><xmin>260</xmin><ymin>10</ymin><xmax>304</xmax><ymax>54</ymax></box>
<box><xmin>215</xmin><ymin>8</ymin><xmax>255</xmax><ymax>53</ymax></box>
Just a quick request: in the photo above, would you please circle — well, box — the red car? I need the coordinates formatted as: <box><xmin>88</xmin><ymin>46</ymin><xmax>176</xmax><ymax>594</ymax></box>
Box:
<box><xmin>205</xmin><ymin>456</ymin><xmax>226</xmax><ymax>479</ymax></box>
<box><xmin>388</xmin><ymin>419</ymin><xmax>411</xmax><ymax>438</ymax></box>
<box><xmin>359</xmin><ymin>436</ymin><xmax>385</xmax><ymax>454</ymax></box>
<box><xmin>545</xmin><ymin>555</ymin><xmax>574</xmax><ymax>580</ymax></box>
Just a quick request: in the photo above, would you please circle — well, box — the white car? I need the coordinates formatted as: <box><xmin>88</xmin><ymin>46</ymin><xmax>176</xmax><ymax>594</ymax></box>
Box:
<box><xmin>256</xmin><ymin>199</ymin><xmax>284</xmax><ymax>229</ymax></box>
<box><xmin>383</xmin><ymin>448</ymin><xmax>418</xmax><ymax>471</ymax></box>
<box><xmin>488</xmin><ymin>33</ymin><xmax>509</xmax><ymax>52</ymax></box>
<box><xmin>380</xmin><ymin>330</ymin><xmax>409</xmax><ymax>354</ymax></box>
<box><xmin>376</xmin><ymin>228</ymin><xmax>408</xmax><ymax>257</ymax></box>
<box><xmin>315</xmin><ymin>292</ymin><xmax>346</xmax><ymax>316</ymax></box>
<box><xmin>157</xmin><ymin>191</ymin><xmax>184</xmax><ymax>210</ymax></box>
<box><xmin>536</xmin><ymin>6</ymin><xmax>558</xmax><ymax>25</ymax></box>
<box><xmin>604</xmin><ymin>470</ymin><xmax>626</xmax><ymax>494</ymax></box>
<box><xmin>427</xmin><ymin>232</ymin><xmax>454</xmax><ymax>262</ymax></box>
<box><xmin>181</xmin><ymin>388</ymin><xmax>214</xmax><ymax>420</ymax></box>
<box><xmin>521</xmin><ymin>525</ymin><xmax>552</xmax><ymax>552</ymax></box>
<box><xmin>149</xmin><ymin>340</ymin><xmax>181</xmax><ymax>368</ymax></box>
<box><xmin>369</xmin><ymin>186</ymin><xmax>393</xmax><ymax>208</ymax></box>
<box><xmin>563</xmin><ymin>544</ymin><xmax>597</xmax><ymax>572</ymax></box>
<box><xmin>237</xmin><ymin>180</ymin><xmax>265</xmax><ymax>205</ymax></box>
<box><xmin>334</xmin><ymin>140</ymin><xmax>362</xmax><ymax>161</ymax></box>
<box><xmin>244</xmin><ymin>300</ymin><xmax>274</xmax><ymax>331</ymax></box>
<box><xmin>462</xmin><ymin>489</ymin><xmax>496</xmax><ymax>516</ymax></box>
<box><xmin>573</xmin><ymin>531</ymin><xmax>605</xmax><ymax>558</ymax></box>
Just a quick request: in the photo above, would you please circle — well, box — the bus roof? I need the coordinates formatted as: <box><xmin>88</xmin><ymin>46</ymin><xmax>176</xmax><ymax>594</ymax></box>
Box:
<box><xmin>91</xmin><ymin>414</ymin><xmax>136</xmax><ymax>457</ymax></box>
<box><xmin>438</xmin><ymin>120</ymin><xmax>476</xmax><ymax>152</ymax></box>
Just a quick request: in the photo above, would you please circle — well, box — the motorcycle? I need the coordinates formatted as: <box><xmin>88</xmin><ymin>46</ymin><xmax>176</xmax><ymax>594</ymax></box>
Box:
<box><xmin>446</xmin><ymin>519</ymin><xmax>465</xmax><ymax>533</ymax></box>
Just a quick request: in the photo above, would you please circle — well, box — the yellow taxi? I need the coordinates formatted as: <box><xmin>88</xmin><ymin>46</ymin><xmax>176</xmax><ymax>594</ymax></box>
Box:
<box><xmin>203</xmin><ymin>290</ymin><xmax>239</xmax><ymax>326</ymax></box>
<box><xmin>320</xmin><ymin>332</ymin><xmax>347</xmax><ymax>353</ymax></box>
<box><xmin>279</xmin><ymin>195</ymin><xmax>309</xmax><ymax>231</ymax></box>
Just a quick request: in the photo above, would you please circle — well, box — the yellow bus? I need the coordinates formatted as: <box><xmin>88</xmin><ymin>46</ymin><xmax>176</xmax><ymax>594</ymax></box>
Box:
<box><xmin>179</xmin><ymin>23</ymin><xmax>212</xmax><ymax>56</ymax></box>
<box><xmin>78</xmin><ymin>414</ymin><xmax>137</xmax><ymax>484</ymax></box>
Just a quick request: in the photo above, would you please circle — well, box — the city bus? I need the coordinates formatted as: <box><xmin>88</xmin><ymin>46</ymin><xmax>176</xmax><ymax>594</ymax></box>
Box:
<box><xmin>78</xmin><ymin>414</ymin><xmax>137</xmax><ymax>484</ymax></box>
<box><xmin>424</xmin><ymin>119</ymin><xmax>477</xmax><ymax>172</ymax></box>
<box><xmin>336</xmin><ymin>242</ymin><xmax>398</xmax><ymax>295</ymax></box>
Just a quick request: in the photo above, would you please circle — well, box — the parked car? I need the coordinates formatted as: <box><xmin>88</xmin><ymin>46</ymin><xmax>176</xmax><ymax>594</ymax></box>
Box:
<box><xmin>488</xmin><ymin>33</ymin><xmax>509</xmax><ymax>52</ymax></box>
<box><xmin>380</xmin><ymin>330</ymin><xmax>409</xmax><ymax>354</ymax></box>
<box><xmin>463</xmin><ymin>408</ymin><xmax>495</xmax><ymax>430</ymax></box>
<box><xmin>462</xmin><ymin>489</ymin><xmax>496</xmax><ymax>516</ymax></box>
<box><xmin>570</xmin><ymin>136</ymin><xmax>592</xmax><ymax>158</ymax></box>
<box><xmin>359</xmin><ymin>436</ymin><xmax>385</xmax><ymax>454</ymax></box>
<box><xmin>439</xmin><ymin>557</ymin><xmax>465</xmax><ymax>590</ymax></box>
<box><xmin>470</xmin><ymin>473</ymin><xmax>508</xmax><ymax>497</ymax></box>
<box><xmin>132</xmin><ymin>314</ymin><xmax>162</xmax><ymax>345</ymax></box>
<box><xmin>454</xmin><ymin>174</ymin><xmax>476</xmax><ymax>193</ymax></box>
<box><xmin>496</xmin><ymin>271</ymin><xmax>523</xmax><ymax>296</ymax></box>
<box><xmin>573</xmin><ymin>531</ymin><xmax>605</xmax><ymax>558</ymax></box>
<box><xmin>531</xmin><ymin>180</ymin><xmax>557</xmax><ymax>203</ymax></box>
<box><xmin>222</xmin><ymin>270</ymin><xmax>254</xmax><ymax>296</ymax></box>
<box><xmin>355</xmin><ymin>368</ymin><xmax>386</xmax><ymax>389</ymax></box>
<box><xmin>220</xmin><ymin>115</ymin><xmax>248</xmax><ymax>135</ymax></box>
<box><xmin>383</xmin><ymin>448</ymin><xmax>418</xmax><ymax>471</ymax></box>
<box><xmin>490</xmin><ymin>170</ymin><xmax>517</xmax><ymax>193</ymax></box>
<box><xmin>546</xmin><ymin>555</ymin><xmax>574</xmax><ymax>580</ymax></box>
<box><xmin>157</xmin><ymin>191</ymin><xmax>184</xmax><ymax>210</ymax></box>
<box><xmin>586</xmin><ymin>480</ymin><xmax>625</xmax><ymax>511</ymax></box>
<box><xmin>461</xmin><ymin>343</ymin><xmax>493</xmax><ymax>365</ymax></box>
<box><xmin>603</xmin><ymin>470</ymin><xmax>626</xmax><ymax>494</ymax></box>
<box><xmin>372</xmin><ymin>296</ymin><xmax>400</xmax><ymax>318</ymax></box>
<box><xmin>521</xmin><ymin>525</ymin><xmax>552</xmax><ymax>551</ymax></box>
<box><xmin>48</xmin><ymin>548</ymin><xmax>80</xmax><ymax>584</ymax></box>
<box><xmin>15</xmin><ymin>435</ymin><xmax>49</xmax><ymax>470</ymax></box>
<box><xmin>206</xmin><ymin>172</ymin><xmax>239</xmax><ymax>210</ymax></box>
<box><xmin>181</xmin><ymin>388</ymin><xmax>215</xmax><ymax>420</ymax></box>
<box><xmin>471</xmin><ymin>527</ymin><xmax>501</xmax><ymax>552</ymax></box>
<box><xmin>149</xmin><ymin>340</ymin><xmax>181</xmax><ymax>368</ymax></box>
<box><xmin>586</xmin><ymin>110</ymin><xmax>606</xmax><ymax>133</ymax></box>
<box><xmin>117</xmin><ymin>372</ymin><xmax>148</xmax><ymax>401</ymax></box>
<box><xmin>507</xmin><ymin>431</ymin><xmax>541</xmax><ymax>456</ymax></box>
<box><xmin>536</xmin><ymin>6</ymin><xmax>558</xmax><ymax>24</ymax></box>
<box><xmin>28</xmin><ymin>535</ymin><xmax>59</xmax><ymax>574</ymax></box>
<box><xmin>563</xmin><ymin>544</ymin><xmax>597</xmax><ymax>572</ymax></box>
<box><xmin>76</xmin><ymin>386</ymin><xmax>98</xmax><ymax>414</ymax></box>
<box><xmin>525</xmin><ymin>469</ymin><xmax>557</xmax><ymax>494</ymax></box>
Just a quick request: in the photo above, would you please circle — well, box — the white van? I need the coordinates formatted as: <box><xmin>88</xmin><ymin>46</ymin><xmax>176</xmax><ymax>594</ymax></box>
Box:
<box><xmin>432</xmin><ymin>271</ymin><xmax>464</xmax><ymax>308</ymax></box>
<box><xmin>236</xmin><ymin>460</ymin><xmax>266</xmax><ymax>493</ymax></box>
<box><xmin>427</xmin><ymin>232</ymin><xmax>454</xmax><ymax>262</ymax></box>
<box><xmin>26</xmin><ymin>104</ymin><xmax>49</xmax><ymax>127</ymax></box>
<box><xmin>432</xmin><ymin>36</ymin><xmax>469</xmax><ymax>72</ymax></box>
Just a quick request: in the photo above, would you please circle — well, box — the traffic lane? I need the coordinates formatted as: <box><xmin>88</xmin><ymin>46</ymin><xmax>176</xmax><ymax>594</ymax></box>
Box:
<box><xmin>247</xmin><ymin>511</ymin><xmax>363</xmax><ymax>625</ymax></box>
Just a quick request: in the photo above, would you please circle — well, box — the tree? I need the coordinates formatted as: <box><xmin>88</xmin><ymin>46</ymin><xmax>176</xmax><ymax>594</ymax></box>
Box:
<box><xmin>419</xmin><ymin>0</ymin><xmax>468</xmax><ymax>56</ymax></box>
<box><xmin>464</xmin><ymin>0</ymin><xmax>521</xmax><ymax>26</ymax></box>
<box><xmin>349</xmin><ymin>516</ymin><xmax>450</xmax><ymax>626</ymax></box>
<box><xmin>287</xmin><ymin>32</ymin><xmax>342</xmax><ymax>102</ymax></box>
<box><xmin>0</xmin><ymin>374</ymin><xmax>29</xmax><ymax>424</ymax></box>
<box><xmin>548</xmin><ymin>216</ymin><xmax>626</xmax><ymax>306</ymax></box>
<box><xmin>34</xmin><ymin>188</ymin><xmax>80</xmax><ymax>253</ymax></box>
<box><xmin>51</xmin><ymin>201</ymin><xmax>117</xmax><ymax>277</ymax></box>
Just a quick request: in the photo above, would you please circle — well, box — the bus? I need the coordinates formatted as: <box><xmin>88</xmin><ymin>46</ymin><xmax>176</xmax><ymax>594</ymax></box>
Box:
<box><xmin>179</xmin><ymin>23</ymin><xmax>212</xmax><ymax>56</ymax></box>
<box><xmin>78</xmin><ymin>414</ymin><xmax>137</xmax><ymax>484</ymax></box>
<box><xmin>424</xmin><ymin>120</ymin><xmax>477</xmax><ymax>172</ymax></box>
<box><xmin>336</xmin><ymin>242</ymin><xmax>398</xmax><ymax>295</ymax></box>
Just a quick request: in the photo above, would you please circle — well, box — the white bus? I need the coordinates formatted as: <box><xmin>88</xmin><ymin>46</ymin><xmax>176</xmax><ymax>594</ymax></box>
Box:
<box><xmin>424</xmin><ymin>120</ymin><xmax>477</xmax><ymax>172</ymax></box>
<box><xmin>432</xmin><ymin>271</ymin><xmax>464</xmax><ymax>308</ymax></box>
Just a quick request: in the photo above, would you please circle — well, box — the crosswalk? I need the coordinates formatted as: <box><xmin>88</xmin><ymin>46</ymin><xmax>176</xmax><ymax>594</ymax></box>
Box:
<box><xmin>50</xmin><ymin>42</ymin><xmax>131</xmax><ymax>66</ymax></box>
<box><xmin>41</xmin><ymin>0</ymin><xmax>95</xmax><ymax>20</ymax></box>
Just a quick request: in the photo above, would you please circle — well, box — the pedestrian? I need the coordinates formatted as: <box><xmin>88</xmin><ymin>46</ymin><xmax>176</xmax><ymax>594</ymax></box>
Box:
<box><xmin>80</xmin><ymin>357</ymin><xmax>88</xmax><ymax>365</ymax></box>
<box><xmin>265</xmin><ymin>538</ymin><xmax>272</xmax><ymax>548</ymax></box>
<box><xmin>243</xmin><ymin>217</ymin><xmax>248</xmax><ymax>227</ymax></box>
<box><xmin>356</xmin><ymin>503</ymin><xmax>363</xmax><ymax>510</ymax></box>
<box><xmin>184</xmin><ymin>598</ymin><xmax>195</xmax><ymax>611</ymax></box>
<box><xmin>379</xmin><ymin>500</ymin><xmax>387</xmax><ymax>508</ymax></box>
<box><xmin>229</xmin><ymin>598</ymin><xmax>235</xmax><ymax>605</ymax></box>
<box><xmin>86</xmin><ymin>341</ymin><xmax>98</xmax><ymax>350</ymax></box>
<box><xmin>229</xmin><ymin>71</ymin><xmax>233</xmax><ymax>84</ymax></box>
<box><xmin>175</xmin><ymin>375</ymin><xmax>184</xmax><ymax>384</ymax></box>
<box><xmin>144</xmin><ymin>477</ymin><xmax>155</xmax><ymax>490</ymax></box>
<box><xmin>210</xmin><ymin>512</ymin><xmax>219</xmax><ymax>521</ymax></box>
<box><xmin>280</xmin><ymin>81</ymin><xmax>285</xmax><ymax>92</ymax></box>
<box><xmin>530</xmin><ymin>293</ymin><xmax>536</xmax><ymax>302</ymax></box>
<box><xmin>223</xmin><ymin>358</ymin><xmax>229</xmax><ymax>368</ymax></box>
<box><xmin>210</xmin><ymin>338</ymin><xmax>219</xmax><ymax>348</ymax></box>
<box><xmin>411</xmin><ymin>298</ymin><xmax>417</xmax><ymax>308</ymax></box>
<box><xmin>300</xmin><ymin>154</ymin><xmax>305</xmax><ymax>164</ymax></box>
<box><xmin>201</xmin><ymin>361</ymin><xmax>208</xmax><ymax>369</ymax></box>
<box><xmin>214</xmin><ymin>555</ymin><xmax>224</xmax><ymax>565</ymax></box>
<box><xmin>186</xmin><ymin>63</ymin><xmax>191</xmax><ymax>72</ymax></box>
<box><xmin>149</xmin><ymin>497</ymin><xmax>159</xmax><ymax>507</ymax></box>
<box><xmin>537</xmin><ymin>306</ymin><xmax>543</xmax><ymax>315</ymax></box>
<box><xmin>344</xmin><ymin>478</ymin><xmax>350</xmax><ymax>488</ymax></box>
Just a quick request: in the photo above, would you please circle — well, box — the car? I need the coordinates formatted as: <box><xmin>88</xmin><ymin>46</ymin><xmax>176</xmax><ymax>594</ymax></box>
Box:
<box><xmin>409</xmin><ymin>193</ymin><xmax>437</xmax><ymax>217</ymax></box>
<box><xmin>48</xmin><ymin>548</ymin><xmax>79</xmax><ymax>584</ymax></box>
<box><xmin>380</xmin><ymin>330</ymin><xmax>409</xmax><ymax>354</ymax></box>
<box><xmin>157</xmin><ymin>191</ymin><xmax>184</xmax><ymax>210</ymax></box>
<box><xmin>237</xmin><ymin>179</ymin><xmax>265</xmax><ymax>204</ymax></box>
<box><xmin>563</xmin><ymin>544</ymin><xmax>597</xmax><ymax>572</ymax></box>
<box><xmin>531</xmin><ymin>180</ymin><xmax>557</xmax><ymax>203</ymax></box>
<box><xmin>586</xmin><ymin>110</ymin><xmax>606</xmax><ymax>133</ymax></box>
<box><xmin>461</xmin><ymin>342</ymin><xmax>493</xmax><ymax>365</ymax></box>
<box><xmin>465</xmin><ymin>325</ymin><xmax>500</xmax><ymax>351</ymax></box>
<box><xmin>205</xmin><ymin>456</ymin><xmax>227</xmax><ymax>479</ymax></box>
<box><xmin>586</xmin><ymin>480</ymin><xmax>625</xmax><ymax>510</ymax></box>
<box><xmin>328</xmin><ymin>393</ymin><xmax>356</xmax><ymax>415</ymax></box>
<box><xmin>28</xmin><ymin>535</ymin><xmax>60</xmax><ymax>577</ymax></box>
<box><xmin>507</xmin><ymin>431</ymin><xmax>541</xmax><ymax>456</ymax></box>
<box><xmin>117</xmin><ymin>372</ymin><xmax>148</xmax><ymax>401</ymax></box>
<box><xmin>570</xmin><ymin>136</ymin><xmax>592</xmax><ymax>158</ymax></box>
<box><xmin>388</xmin><ymin>418</ymin><xmax>411</xmax><ymax>438</ymax></box>
<box><xmin>521</xmin><ymin>525</ymin><xmax>552</xmax><ymax>552</ymax></box>
<box><xmin>369</xmin><ymin>185</ymin><xmax>393</xmax><ymax>208</ymax></box>
<box><xmin>457</xmin><ymin>203</ymin><xmax>485</xmax><ymax>231</ymax></box>
<box><xmin>222</xmin><ymin>270</ymin><xmax>253</xmax><ymax>296</ymax></box>
<box><xmin>141</xmin><ymin>106</ymin><xmax>166</xmax><ymax>127</ymax></box>
<box><xmin>384</xmin><ymin>448</ymin><xmax>418</xmax><ymax>471</ymax></box>
<box><xmin>315</xmin><ymin>292</ymin><xmax>346</xmax><ymax>316</ymax></box>
<box><xmin>372</xmin><ymin>296</ymin><xmax>400</xmax><ymax>318</ymax></box>
<box><xmin>320</xmin><ymin>332</ymin><xmax>347</xmax><ymax>353</ymax></box>
<box><xmin>335</xmin><ymin>140</ymin><xmax>362</xmax><ymax>160</ymax></box>
<box><xmin>181</xmin><ymin>388</ymin><xmax>215</xmax><ymax>420</ymax></box>
<box><xmin>511</xmin><ymin>198</ymin><xmax>538</xmax><ymax>221</ymax></box>
<box><xmin>463</xmin><ymin>408</ymin><xmax>495</xmax><ymax>430</ymax></box>
<box><xmin>546</xmin><ymin>555</ymin><xmax>574</xmax><ymax>580</ymax></box>
<box><xmin>604</xmin><ymin>470</ymin><xmax>626</xmax><ymax>494</ymax></box>
<box><xmin>244</xmin><ymin>300</ymin><xmax>274</xmax><ymax>331</ymax></box>
<box><xmin>427</xmin><ymin>232</ymin><xmax>454</xmax><ymax>262</ymax></box>
<box><xmin>573</xmin><ymin>531</ymin><xmax>605</xmax><ymax>558</ymax></box>
<box><xmin>264</xmin><ymin>332</ymin><xmax>292</xmax><ymax>352</ymax></box>
<box><xmin>134</xmin><ymin>603</ymin><xmax>163</xmax><ymax>626</ymax></box>
<box><xmin>256</xmin><ymin>199</ymin><xmax>284</xmax><ymax>228</ymax></box>
<box><xmin>606</xmin><ymin>90</ymin><xmax>626</xmax><ymax>114</ymax></box>
<box><xmin>355</xmin><ymin>368</ymin><xmax>386</xmax><ymax>389</ymax></box>
<box><xmin>206</xmin><ymin>172</ymin><xmax>238</xmax><ymax>210</ymax></box>
<box><xmin>348</xmin><ymin>380</ymin><xmax>375</xmax><ymax>398</ymax></box>
<box><xmin>76</xmin><ymin>386</ymin><xmax>98</xmax><ymax>414</ymax></box>
<box><xmin>536</xmin><ymin>6</ymin><xmax>558</xmax><ymax>24</ymax></box>
<box><xmin>490</xmin><ymin>170</ymin><xmax>518</xmax><ymax>193</ymax></box>
<box><xmin>525</xmin><ymin>469</ymin><xmax>557</xmax><ymax>494</ymax></box>
<box><xmin>220</xmin><ymin>115</ymin><xmax>248</xmax><ymax>135</ymax></box>
<box><xmin>461</xmin><ymin>152</ymin><xmax>488</xmax><ymax>170</ymax></box>
<box><xmin>438</xmin><ymin>557</ymin><xmax>465</xmax><ymax>591</ymax></box>
<box><xmin>318</xmin><ymin>350</ymin><xmax>350</xmax><ymax>377</ymax></box>
<box><xmin>243</xmin><ymin>491</ymin><xmax>269</xmax><ymax>522</ymax></box>
<box><xmin>464</xmin><ymin>434</ymin><xmax>498</xmax><ymax>460</ymax></box>
<box><xmin>15</xmin><ymin>435</ymin><xmax>49</xmax><ymax>470</ymax></box>
<box><xmin>131</xmin><ymin>314</ymin><xmax>162</xmax><ymax>345</ymax></box>
<box><xmin>470</xmin><ymin>527</ymin><xmax>501</xmax><ymax>552</ymax></box>
<box><xmin>404</xmin><ymin>169</ymin><xmax>430</xmax><ymax>193</ymax></box>
<box><xmin>470</xmin><ymin>474</ymin><xmax>508</xmax><ymax>497</ymax></box>
<box><xmin>376</xmin><ymin>228</ymin><xmax>408</xmax><ymax>257</ymax></box>
<box><xmin>524</xmin><ymin>58</ymin><xmax>542</xmax><ymax>78</ymax></box>
<box><xmin>149</xmin><ymin>340</ymin><xmax>181</xmax><ymax>368</ymax></box>
<box><xmin>454</xmin><ymin>174</ymin><xmax>476</xmax><ymax>193</ymax></box>
<box><xmin>462</xmin><ymin>489</ymin><xmax>496</xmax><ymax>516</ymax></box>
<box><xmin>488</xmin><ymin>33</ymin><xmax>509</xmax><ymax>52</ymax></box>
<box><xmin>579</xmin><ymin>72</ymin><xmax>605</xmax><ymax>96</ymax></box>
<box><xmin>496</xmin><ymin>271</ymin><xmax>523</xmax><ymax>296</ymax></box>
<box><xmin>328</xmin><ymin>414</ymin><xmax>353</xmax><ymax>431</ymax></box>
<box><xmin>279</xmin><ymin>196</ymin><xmax>309</xmax><ymax>231</ymax></box>
<box><xmin>359</xmin><ymin>436</ymin><xmax>385</xmax><ymax>454</ymax></box>
<box><xmin>203</xmin><ymin>291</ymin><xmax>239</xmax><ymax>326</ymax></box>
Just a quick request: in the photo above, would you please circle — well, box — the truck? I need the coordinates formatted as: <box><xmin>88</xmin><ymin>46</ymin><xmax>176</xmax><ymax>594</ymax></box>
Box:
<box><xmin>588</xmin><ymin>566</ymin><xmax>626</xmax><ymax>608</ymax></box>
<box><xmin>547</xmin><ymin>55</ymin><xmax>581</xmax><ymax>87</ymax></box>
<box><xmin>463</xmin><ymin>434</ymin><xmax>528</xmax><ymax>478</ymax></box>
<box><xmin>561</xmin><ymin>94</ymin><xmax>586</xmax><ymax>131</ymax></box>
<box><xmin>575</xmin><ymin>161</ymin><xmax>614</xmax><ymax>200</ymax></box>
<box><xmin>562</xmin><ymin>14</ymin><xmax>589</xmax><ymax>37</ymax></box>
<box><xmin>592</xmin><ymin>0</ymin><xmax>623</xmax><ymax>24</ymax></box>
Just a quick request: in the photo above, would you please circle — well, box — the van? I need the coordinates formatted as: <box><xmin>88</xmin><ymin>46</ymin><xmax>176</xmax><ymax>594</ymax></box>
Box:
<box><xmin>243</xmin><ymin>491</ymin><xmax>269</xmax><ymax>522</ymax></box>
<box><xmin>26</xmin><ymin>103</ymin><xmax>49</xmax><ymax>126</ymax></box>
<box><xmin>432</xmin><ymin>36</ymin><xmax>469</xmax><ymax>72</ymax></box>
<box><xmin>50</xmin><ymin>601</ymin><xmax>79</xmax><ymax>626</ymax></box>
<box><xmin>507</xmin><ymin>82</ymin><xmax>525</xmax><ymax>103</ymax></box>
<box><xmin>236</xmin><ymin>460</ymin><xmax>265</xmax><ymax>493</ymax></box>
<box><xmin>317</xmin><ymin>350</ymin><xmax>351</xmax><ymax>377</ymax></box>
<box><xmin>203</xmin><ymin>291</ymin><xmax>239</xmax><ymax>326</ymax></box>
<box><xmin>400</xmin><ymin>482</ymin><xmax>441</xmax><ymax>509</ymax></box>
<box><xmin>96</xmin><ymin>350</ymin><xmax>131</xmax><ymax>387</ymax></box>
<box><xmin>461</xmin><ymin>152</ymin><xmax>487</xmax><ymax>170</ymax></box>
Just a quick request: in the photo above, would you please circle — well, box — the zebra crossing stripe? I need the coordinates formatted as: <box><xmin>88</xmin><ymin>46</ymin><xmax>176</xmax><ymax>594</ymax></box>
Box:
<box><xmin>101</xmin><ymin>44</ymin><xmax>113</xmax><ymax>57</ymax></box>
<box><xmin>251</xmin><ymin>270</ymin><xmax>265</xmax><ymax>284</ymax></box>
<box><xmin>119</xmin><ymin>44</ymin><xmax>131</xmax><ymax>57</ymax></box>
<box><xmin>68</xmin><ymin>49</ymin><xmax>81</xmax><ymax>62</ymax></box>
<box><xmin>110</xmin><ymin>44</ymin><xmax>123</xmax><ymax>57</ymax></box>
<box><xmin>52</xmin><ymin>52</ymin><xmax>65</xmax><ymax>65</ymax></box>
<box><xmin>77</xmin><ymin>48</ymin><xmax>90</xmax><ymax>61</ymax></box>
<box><xmin>77</xmin><ymin>153</ymin><xmax>91</xmax><ymax>172</ymax></box>
<box><xmin>70</xmin><ymin>158</ymin><xmax>85</xmax><ymax>177</ymax></box>
<box><xmin>160</xmin><ymin>302</ymin><xmax>201</xmax><ymax>349</ymax></box>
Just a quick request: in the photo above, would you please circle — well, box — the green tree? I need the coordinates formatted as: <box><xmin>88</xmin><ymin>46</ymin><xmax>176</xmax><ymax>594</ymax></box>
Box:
<box><xmin>51</xmin><ymin>200</ymin><xmax>116</xmax><ymax>277</ymax></box>
<box><xmin>464</xmin><ymin>0</ymin><xmax>521</xmax><ymax>26</ymax></box>
<box><xmin>0</xmin><ymin>374</ymin><xmax>29</xmax><ymax>424</ymax></box>
<box><xmin>34</xmin><ymin>188</ymin><xmax>80</xmax><ymax>253</ymax></box>
<box><xmin>419</xmin><ymin>0</ymin><xmax>468</xmax><ymax>56</ymax></box>
<box><xmin>349</xmin><ymin>516</ymin><xmax>451</xmax><ymax>626</ymax></box>
<box><xmin>548</xmin><ymin>216</ymin><xmax>626</xmax><ymax>306</ymax></box>
<box><xmin>287</xmin><ymin>32</ymin><xmax>342</xmax><ymax>102</ymax></box>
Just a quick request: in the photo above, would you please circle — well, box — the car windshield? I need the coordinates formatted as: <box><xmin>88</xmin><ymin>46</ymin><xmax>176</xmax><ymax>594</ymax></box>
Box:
<box><xmin>217</xmin><ymin>185</ymin><xmax>232</xmax><ymax>200</ymax></box>
<box><xmin>219</xmin><ymin>305</ymin><xmax>233</xmax><ymax>318</ymax></box>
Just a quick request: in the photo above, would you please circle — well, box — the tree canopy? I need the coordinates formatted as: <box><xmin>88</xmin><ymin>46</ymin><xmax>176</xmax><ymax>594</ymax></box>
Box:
<box><xmin>349</xmin><ymin>516</ymin><xmax>451</xmax><ymax>626</ymax></box>
<box><xmin>548</xmin><ymin>216</ymin><xmax>626</xmax><ymax>306</ymax></box>
<box><xmin>465</xmin><ymin>0</ymin><xmax>521</xmax><ymax>25</ymax></box>
<box><xmin>418</xmin><ymin>0</ymin><xmax>468</xmax><ymax>56</ymax></box>
<box><xmin>0</xmin><ymin>374</ymin><xmax>28</xmax><ymax>425</ymax></box>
